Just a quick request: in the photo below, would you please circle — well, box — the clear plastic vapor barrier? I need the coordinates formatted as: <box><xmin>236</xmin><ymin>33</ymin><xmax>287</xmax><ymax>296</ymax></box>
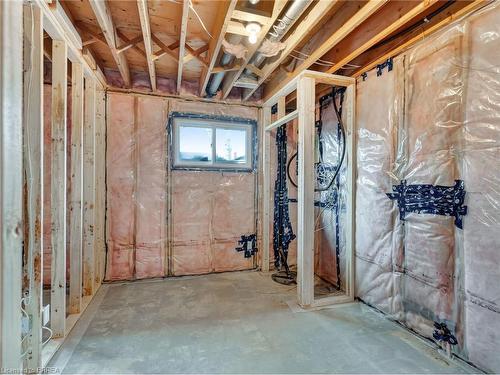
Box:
<box><xmin>355</xmin><ymin>2</ymin><xmax>500</xmax><ymax>372</ymax></box>
<box><xmin>106</xmin><ymin>94</ymin><xmax>259</xmax><ymax>279</ymax></box>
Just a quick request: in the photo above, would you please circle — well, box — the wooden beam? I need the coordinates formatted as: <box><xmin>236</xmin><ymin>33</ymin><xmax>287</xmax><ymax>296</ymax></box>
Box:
<box><xmin>245</xmin><ymin>64</ymin><xmax>264</xmax><ymax>78</ymax></box>
<box><xmin>0</xmin><ymin>0</ymin><xmax>23</xmax><ymax>369</ymax></box>
<box><xmin>261</xmin><ymin>106</ymin><xmax>272</xmax><ymax>272</ymax></box>
<box><xmin>198</xmin><ymin>0</ymin><xmax>238</xmax><ymax>96</ymax></box>
<box><xmin>265</xmin><ymin>109</ymin><xmax>298</xmax><ymax>131</ymax></box>
<box><xmin>89</xmin><ymin>0</ymin><xmax>131</xmax><ymax>87</ymax></box>
<box><xmin>137</xmin><ymin>0</ymin><xmax>157</xmax><ymax>91</ymax></box>
<box><xmin>151</xmin><ymin>34</ymin><xmax>179</xmax><ymax>62</ymax></box>
<box><xmin>344</xmin><ymin>83</ymin><xmax>356</xmax><ymax>302</ymax></box>
<box><xmin>221</xmin><ymin>0</ymin><xmax>289</xmax><ymax>99</ymax></box>
<box><xmin>83</xmin><ymin>76</ymin><xmax>96</xmax><ymax>296</ymax></box>
<box><xmin>232</xmin><ymin>9</ymin><xmax>272</xmax><ymax>25</ymax></box>
<box><xmin>33</xmin><ymin>0</ymin><xmax>107</xmax><ymax>87</ymax></box>
<box><xmin>323</xmin><ymin>0</ymin><xmax>439</xmax><ymax>74</ymax></box>
<box><xmin>75</xmin><ymin>22</ymin><xmax>107</xmax><ymax>46</ymax></box>
<box><xmin>243</xmin><ymin>0</ymin><xmax>340</xmax><ymax>100</ymax></box>
<box><xmin>353</xmin><ymin>0</ymin><xmax>488</xmax><ymax>78</ymax></box>
<box><xmin>176</xmin><ymin>0</ymin><xmax>189</xmax><ymax>94</ymax></box>
<box><xmin>94</xmin><ymin>89</ymin><xmax>106</xmax><ymax>287</ymax></box>
<box><xmin>50</xmin><ymin>39</ymin><xmax>68</xmax><ymax>339</ymax></box>
<box><xmin>296</xmin><ymin>76</ymin><xmax>315</xmax><ymax>307</ymax></box>
<box><xmin>68</xmin><ymin>62</ymin><xmax>84</xmax><ymax>315</ymax></box>
<box><xmin>263</xmin><ymin>0</ymin><xmax>387</xmax><ymax>102</ymax></box>
<box><xmin>116</xmin><ymin>35</ymin><xmax>143</xmax><ymax>54</ymax></box>
<box><xmin>22</xmin><ymin>4</ymin><xmax>44</xmax><ymax>369</ymax></box>
<box><xmin>212</xmin><ymin>64</ymin><xmax>241</xmax><ymax>73</ymax></box>
<box><xmin>184</xmin><ymin>44</ymin><xmax>208</xmax><ymax>66</ymax></box>
<box><xmin>226</xmin><ymin>20</ymin><xmax>249</xmax><ymax>36</ymax></box>
<box><xmin>116</xmin><ymin>29</ymin><xmax>147</xmax><ymax>59</ymax></box>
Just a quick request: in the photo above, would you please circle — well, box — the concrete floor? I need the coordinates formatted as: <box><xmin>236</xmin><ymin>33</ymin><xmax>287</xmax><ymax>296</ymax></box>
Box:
<box><xmin>49</xmin><ymin>271</ymin><xmax>475</xmax><ymax>374</ymax></box>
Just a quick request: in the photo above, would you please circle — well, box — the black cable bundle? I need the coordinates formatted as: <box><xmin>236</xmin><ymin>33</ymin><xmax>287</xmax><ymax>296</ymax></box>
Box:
<box><xmin>272</xmin><ymin>125</ymin><xmax>296</xmax><ymax>285</ymax></box>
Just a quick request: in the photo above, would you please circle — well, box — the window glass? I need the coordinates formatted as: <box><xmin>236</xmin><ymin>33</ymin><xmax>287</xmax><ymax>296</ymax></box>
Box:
<box><xmin>173</xmin><ymin>116</ymin><xmax>253</xmax><ymax>170</ymax></box>
<box><xmin>215</xmin><ymin>128</ymin><xmax>247</xmax><ymax>164</ymax></box>
<box><xmin>178</xmin><ymin>125</ymin><xmax>212</xmax><ymax>162</ymax></box>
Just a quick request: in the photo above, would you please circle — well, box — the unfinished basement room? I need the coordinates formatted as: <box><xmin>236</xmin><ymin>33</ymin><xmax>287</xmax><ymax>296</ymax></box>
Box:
<box><xmin>1</xmin><ymin>0</ymin><xmax>500</xmax><ymax>373</ymax></box>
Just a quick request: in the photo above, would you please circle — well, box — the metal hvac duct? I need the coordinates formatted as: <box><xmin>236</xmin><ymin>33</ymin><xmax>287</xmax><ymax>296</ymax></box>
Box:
<box><xmin>205</xmin><ymin>0</ymin><xmax>312</xmax><ymax>97</ymax></box>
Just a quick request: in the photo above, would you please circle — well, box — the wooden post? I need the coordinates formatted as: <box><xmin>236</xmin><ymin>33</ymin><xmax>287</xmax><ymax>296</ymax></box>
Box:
<box><xmin>68</xmin><ymin>62</ymin><xmax>84</xmax><ymax>315</ymax></box>
<box><xmin>50</xmin><ymin>39</ymin><xmax>68</xmax><ymax>339</ymax></box>
<box><xmin>261</xmin><ymin>106</ymin><xmax>272</xmax><ymax>272</ymax></box>
<box><xmin>94</xmin><ymin>88</ymin><xmax>106</xmax><ymax>286</ymax></box>
<box><xmin>83</xmin><ymin>76</ymin><xmax>96</xmax><ymax>296</ymax></box>
<box><xmin>23</xmin><ymin>3</ymin><xmax>44</xmax><ymax>369</ymax></box>
<box><xmin>344</xmin><ymin>84</ymin><xmax>356</xmax><ymax>300</ymax></box>
<box><xmin>0</xmin><ymin>0</ymin><xmax>24</xmax><ymax>369</ymax></box>
<box><xmin>296</xmin><ymin>76</ymin><xmax>315</xmax><ymax>307</ymax></box>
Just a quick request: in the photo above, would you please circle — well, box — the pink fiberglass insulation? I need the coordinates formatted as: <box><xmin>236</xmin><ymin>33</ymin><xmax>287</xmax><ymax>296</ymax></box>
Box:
<box><xmin>354</xmin><ymin>2</ymin><xmax>500</xmax><ymax>372</ymax></box>
<box><xmin>135</xmin><ymin>96</ymin><xmax>168</xmax><ymax>279</ymax></box>
<box><xmin>106</xmin><ymin>93</ymin><xmax>169</xmax><ymax>280</ymax></box>
<box><xmin>106</xmin><ymin>94</ymin><xmax>135</xmax><ymax>280</ymax></box>
<box><xmin>355</xmin><ymin>62</ymin><xmax>401</xmax><ymax>316</ymax></box>
<box><xmin>106</xmin><ymin>94</ymin><xmax>259</xmax><ymax>279</ymax></box>
<box><xmin>171</xmin><ymin>171</ymin><xmax>255</xmax><ymax>275</ymax></box>
<box><xmin>402</xmin><ymin>26</ymin><xmax>464</xmax><ymax>335</ymax></box>
<box><xmin>462</xmin><ymin>4</ymin><xmax>500</xmax><ymax>371</ymax></box>
<box><xmin>168</xmin><ymin>100</ymin><xmax>258</xmax><ymax>276</ymax></box>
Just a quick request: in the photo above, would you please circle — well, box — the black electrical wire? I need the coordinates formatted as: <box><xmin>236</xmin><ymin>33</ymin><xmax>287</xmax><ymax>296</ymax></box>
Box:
<box><xmin>286</xmin><ymin>87</ymin><xmax>346</xmax><ymax>192</ymax></box>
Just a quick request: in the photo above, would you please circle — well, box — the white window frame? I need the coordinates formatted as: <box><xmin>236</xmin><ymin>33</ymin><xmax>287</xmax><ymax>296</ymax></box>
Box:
<box><xmin>172</xmin><ymin>116</ymin><xmax>254</xmax><ymax>170</ymax></box>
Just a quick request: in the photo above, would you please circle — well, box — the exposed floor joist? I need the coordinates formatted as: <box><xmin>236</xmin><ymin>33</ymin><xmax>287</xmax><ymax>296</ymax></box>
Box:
<box><xmin>176</xmin><ymin>0</ymin><xmax>189</xmax><ymax>94</ymax></box>
<box><xmin>88</xmin><ymin>0</ymin><xmax>131</xmax><ymax>87</ymax></box>
<box><xmin>321</xmin><ymin>0</ymin><xmax>439</xmax><ymax>75</ymax></box>
<box><xmin>351</xmin><ymin>0</ymin><xmax>489</xmax><ymax>78</ymax></box>
<box><xmin>242</xmin><ymin>0</ymin><xmax>341</xmax><ymax>100</ymax></box>
<box><xmin>220</xmin><ymin>0</ymin><xmax>289</xmax><ymax>99</ymax></box>
<box><xmin>137</xmin><ymin>0</ymin><xmax>156</xmax><ymax>91</ymax></box>
<box><xmin>262</xmin><ymin>0</ymin><xmax>387</xmax><ymax>103</ymax></box>
<box><xmin>198</xmin><ymin>0</ymin><xmax>238</xmax><ymax>97</ymax></box>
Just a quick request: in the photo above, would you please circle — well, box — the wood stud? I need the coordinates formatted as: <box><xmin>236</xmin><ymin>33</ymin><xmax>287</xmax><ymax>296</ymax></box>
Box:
<box><xmin>50</xmin><ymin>39</ymin><xmax>68</xmax><ymax>338</ymax></box>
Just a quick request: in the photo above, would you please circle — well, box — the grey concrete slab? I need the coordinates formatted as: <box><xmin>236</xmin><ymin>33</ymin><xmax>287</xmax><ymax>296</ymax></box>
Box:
<box><xmin>51</xmin><ymin>271</ymin><xmax>478</xmax><ymax>374</ymax></box>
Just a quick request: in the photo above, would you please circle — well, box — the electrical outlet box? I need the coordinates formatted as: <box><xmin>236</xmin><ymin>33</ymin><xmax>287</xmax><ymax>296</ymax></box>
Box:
<box><xmin>42</xmin><ymin>304</ymin><xmax>50</xmax><ymax>326</ymax></box>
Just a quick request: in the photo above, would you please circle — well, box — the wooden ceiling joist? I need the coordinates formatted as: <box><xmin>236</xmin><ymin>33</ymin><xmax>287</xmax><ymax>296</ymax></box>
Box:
<box><xmin>322</xmin><ymin>0</ymin><xmax>439</xmax><ymax>75</ymax></box>
<box><xmin>220</xmin><ymin>0</ymin><xmax>289</xmax><ymax>100</ymax></box>
<box><xmin>262</xmin><ymin>0</ymin><xmax>387</xmax><ymax>103</ymax></box>
<box><xmin>176</xmin><ymin>0</ymin><xmax>190</xmax><ymax>94</ymax></box>
<box><xmin>242</xmin><ymin>0</ymin><xmax>340</xmax><ymax>100</ymax></box>
<box><xmin>231</xmin><ymin>9</ymin><xmax>272</xmax><ymax>25</ymax></box>
<box><xmin>116</xmin><ymin>35</ymin><xmax>143</xmax><ymax>54</ymax></box>
<box><xmin>151</xmin><ymin>35</ymin><xmax>179</xmax><ymax>62</ymax></box>
<box><xmin>89</xmin><ymin>0</ymin><xmax>131</xmax><ymax>87</ymax></box>
<box><xmin>184</xmin><ymin>44</ymin><xmax>209</xmax><ymax>67</ymax></box>
<box><xmin>137</xmin><ymin>0</ymin><xmax>157</xmax><ymax>91</ymax></box>
<box><xmin>352</xmin><ymin>0</ymin><xmax>488</xmax><ymax>78</ymax></box>
<box><xmin>198</xmin><ymin>0</ymin><xmax>238</xmax><ymax>97</ymax></box>
<box><xmin>115</xmin><ymin>29</ymin><xmax>146</xmax><ymax>59</ymax></box>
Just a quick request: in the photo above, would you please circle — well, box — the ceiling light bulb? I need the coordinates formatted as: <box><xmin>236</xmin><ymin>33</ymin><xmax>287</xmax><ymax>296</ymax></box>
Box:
<box><xmin>248</xmin><ymin>33</ymin><xmax>258</xmax><ymax>44</ymax></box>
<box><xmin>245</xmin><ymin>22</ymin><xmax>261</xmax><ymax>35</ymax></box>
<box><xmin>245</xmin><ymin>22</ymin><xmax>261</xmax><ymax>45</ymax></box>
<box><xmin>249</xmin><ymin>0</ymin><xmax>260</xmax><ymax>4</ymax></box>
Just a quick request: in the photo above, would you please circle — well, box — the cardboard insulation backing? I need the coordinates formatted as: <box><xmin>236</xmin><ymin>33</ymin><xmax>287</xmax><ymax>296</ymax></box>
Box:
<box><xmin>355</xmin><ymin>2</ymin><xmax>500</xmax><ymax>372</ymax></box>
<box><xmin>106</xmin><ymin>94</ymin><xmax>259</xmax><ymax>279</ymax></box>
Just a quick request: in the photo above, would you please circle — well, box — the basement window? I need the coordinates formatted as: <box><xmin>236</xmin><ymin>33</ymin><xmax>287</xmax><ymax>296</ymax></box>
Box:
<box><xmin>172</xmin><ymin>115</ymin><xmax>254</xmax><ymax>171</ymax></box>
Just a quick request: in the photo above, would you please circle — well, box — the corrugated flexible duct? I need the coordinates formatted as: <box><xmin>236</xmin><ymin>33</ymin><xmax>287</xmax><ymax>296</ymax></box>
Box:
<box><xmin>205</xmin><ymin>0</ymin><xmax>312</xmax><ymax>97</ymax></box>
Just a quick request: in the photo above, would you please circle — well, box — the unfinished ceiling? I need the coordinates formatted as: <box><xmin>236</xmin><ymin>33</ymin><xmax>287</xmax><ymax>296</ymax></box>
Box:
<box><xmin>59</xmin><ymin>0</ymin><xmax>481</xmax><ymax>101</ymax></box>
